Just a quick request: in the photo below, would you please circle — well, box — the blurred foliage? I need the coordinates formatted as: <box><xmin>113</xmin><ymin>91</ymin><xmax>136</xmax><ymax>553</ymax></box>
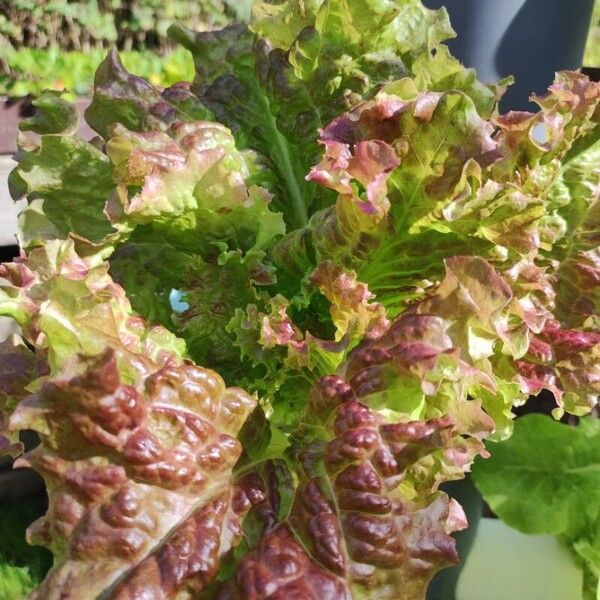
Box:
<box><xmin>0</xmin><ymin>1</ymin><xmax>252</xmax><ymax>52</ymax></box>
<box><xmin>584</xmin><ymin>0</ymin><xmax>600</xmax><ymax>67</ymax></box>
<box><xmin>0</xmin><ymin>46</ymin><xmax>194</xmax><ymax>97</ymax></box>
<box><xmin>0</xmin><ymin>0</ymin><xmax>251</xmax><ymax>97</ymax></box>
<box><xmin>0</xmin><ymin>496</ymin><xmax>52</xmax><ymax>599</ymax></box>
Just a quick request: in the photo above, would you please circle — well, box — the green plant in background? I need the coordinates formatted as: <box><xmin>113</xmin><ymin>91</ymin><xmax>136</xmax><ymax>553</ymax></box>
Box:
<box><xmin>473</xmin><ymin>415</ymin><xmax>600</xmax><ymax>600</ymax></box>
<box><xmin>0</xmin><ymin>0</ymin><xmax>252</xmax><ymax>97</ymax></box>
<box><xmin>0</xmin><ymin>1</ymin><xmax>253</xmax><ymax>51</ymax></box>
<box><xmin>0</xmin><ymin>0</ymin><xmax>117</xmax><ymax>50</ymax></box>
<box><xmin>0</xmin><ymin>496</ymin><xmax>52</xmax><ymax>599</ymax></box>
<box><xmin>0</xmin><ymin>47</ymin><xmax>194</xmax><ymax>97</ymax></box>
<box><xmin>585</xmin><ymin>0</ymin><xmax>600</xmax><ymax>67</ymax></box>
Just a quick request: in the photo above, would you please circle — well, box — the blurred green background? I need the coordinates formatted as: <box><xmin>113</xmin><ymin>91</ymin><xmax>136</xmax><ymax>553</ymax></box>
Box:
<box><xmin>586</xmin><ymin>0</ymin><xmax>600</xmax><ymax>67</ymax></box>
<box><xmin>0</xmin><ymin>0</ymin><xmax>253</xmax><ymax>97</ymax></box>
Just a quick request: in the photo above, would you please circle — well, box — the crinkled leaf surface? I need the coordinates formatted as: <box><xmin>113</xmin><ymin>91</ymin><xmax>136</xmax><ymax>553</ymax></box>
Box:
<box><xmin>168</xmin><ymin>0</ymin><xmax>497</xmax><ymax>229</ymax></box>
<box><xmin>10</xmin><ymin>350</ymin><xmax>255</xmax><ymax>599</ymax></box>
<box><xmin>548</xmin><ymin>127</ymin><xmax>600</xmax><ymax>328</ymax></box>
<box><xmin>0</xmin><ymin>240</ymin><xmax>186</xmax><ymax>378</ymax></box>
<box><xmin>1</xmin><ymin>3</ymin><xmax>600</xmax><ymax>599</ymax></box>
<box><xmin>219</xmin><ymin>396</ymin><xmax>473</xmax><ymax>599</ymax></box>
<box><xmin>10</xmin><ymin>136</ymin><xmax>116</xmax><ymax>247</ymax></box>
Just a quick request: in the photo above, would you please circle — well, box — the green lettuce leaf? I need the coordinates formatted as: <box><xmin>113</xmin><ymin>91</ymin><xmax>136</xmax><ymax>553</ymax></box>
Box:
<box><xmin>108</xmin><ymin>242</ymin><xmax>196</xmax><ymax>329</ymax></box>
<box><xmin>226</xmin><ymin>259</ymin><xmax>388</xmax><ymax>407</ymax></box>
<box><xmin>416</xmin><ymin>257</ymin><xmax>532</xmax><ymax>363</ymax></box>
<box><xmin>310</xmin><ymin>259</ymin><xmax>389</xmax><ymax>342</ymax></box>
<box><xmin>105</xmin><ymin>121</ymin><xmax>284</xmax><ymax>254</ymax></box>
<box><xmin>19</xmin><ymin>90</ymin><xmax>79</xmax><ymax>136</ymax></box>
<box><xmin>173</xmin><ymin>250</ymin><xmax>276</xmax><ymax>380</ymax></box>
<box><xmin>518</xmin><ymin>324</ymin><xmax>600</xmax><ymax>417</ymax></box>
<box><xmin>300</xmin><ymin>73</ymin><xmax>599</xmax><ymax>316</ymax></box>
<box><xmin>9</xmin><ymin>134</ymin><xmax>117</xmax><ymax>248</ymax></box>
<box><xmin>169</xmin><ymin>22</ymin><xmax>319</xmax><ymax>228</ymax></box>
<box><xmin>339</xmin><ymin>312</ymin><xmax>495</xmax><ymax>450</ymax></box>
<box><xmin>272</xmin><ymin>86</ymin><xmax>505</xmax><ymax>308</ymax></box>
<box><xmin>168</xmin><ymin>0</ymin><xmax>499</xmax><ymax>230</ymax></box>
<box><xmin>472</xmin><ymin>414</ymin><xmax>600</xmax><ymax>600</ymax></box>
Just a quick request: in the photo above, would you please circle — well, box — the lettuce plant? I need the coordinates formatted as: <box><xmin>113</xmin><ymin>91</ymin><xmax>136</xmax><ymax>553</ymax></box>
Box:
<box><xmin>1</xmin><ymin>1</ymin><xmax>599</xmax><ymax>598</ymax></box>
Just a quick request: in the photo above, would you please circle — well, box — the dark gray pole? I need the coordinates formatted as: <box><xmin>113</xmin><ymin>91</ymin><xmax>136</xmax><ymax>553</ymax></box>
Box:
<box><xmin>423</xmin><ymin>0</ymin><xmax>595</xmax><ymax>111</ymax></box>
